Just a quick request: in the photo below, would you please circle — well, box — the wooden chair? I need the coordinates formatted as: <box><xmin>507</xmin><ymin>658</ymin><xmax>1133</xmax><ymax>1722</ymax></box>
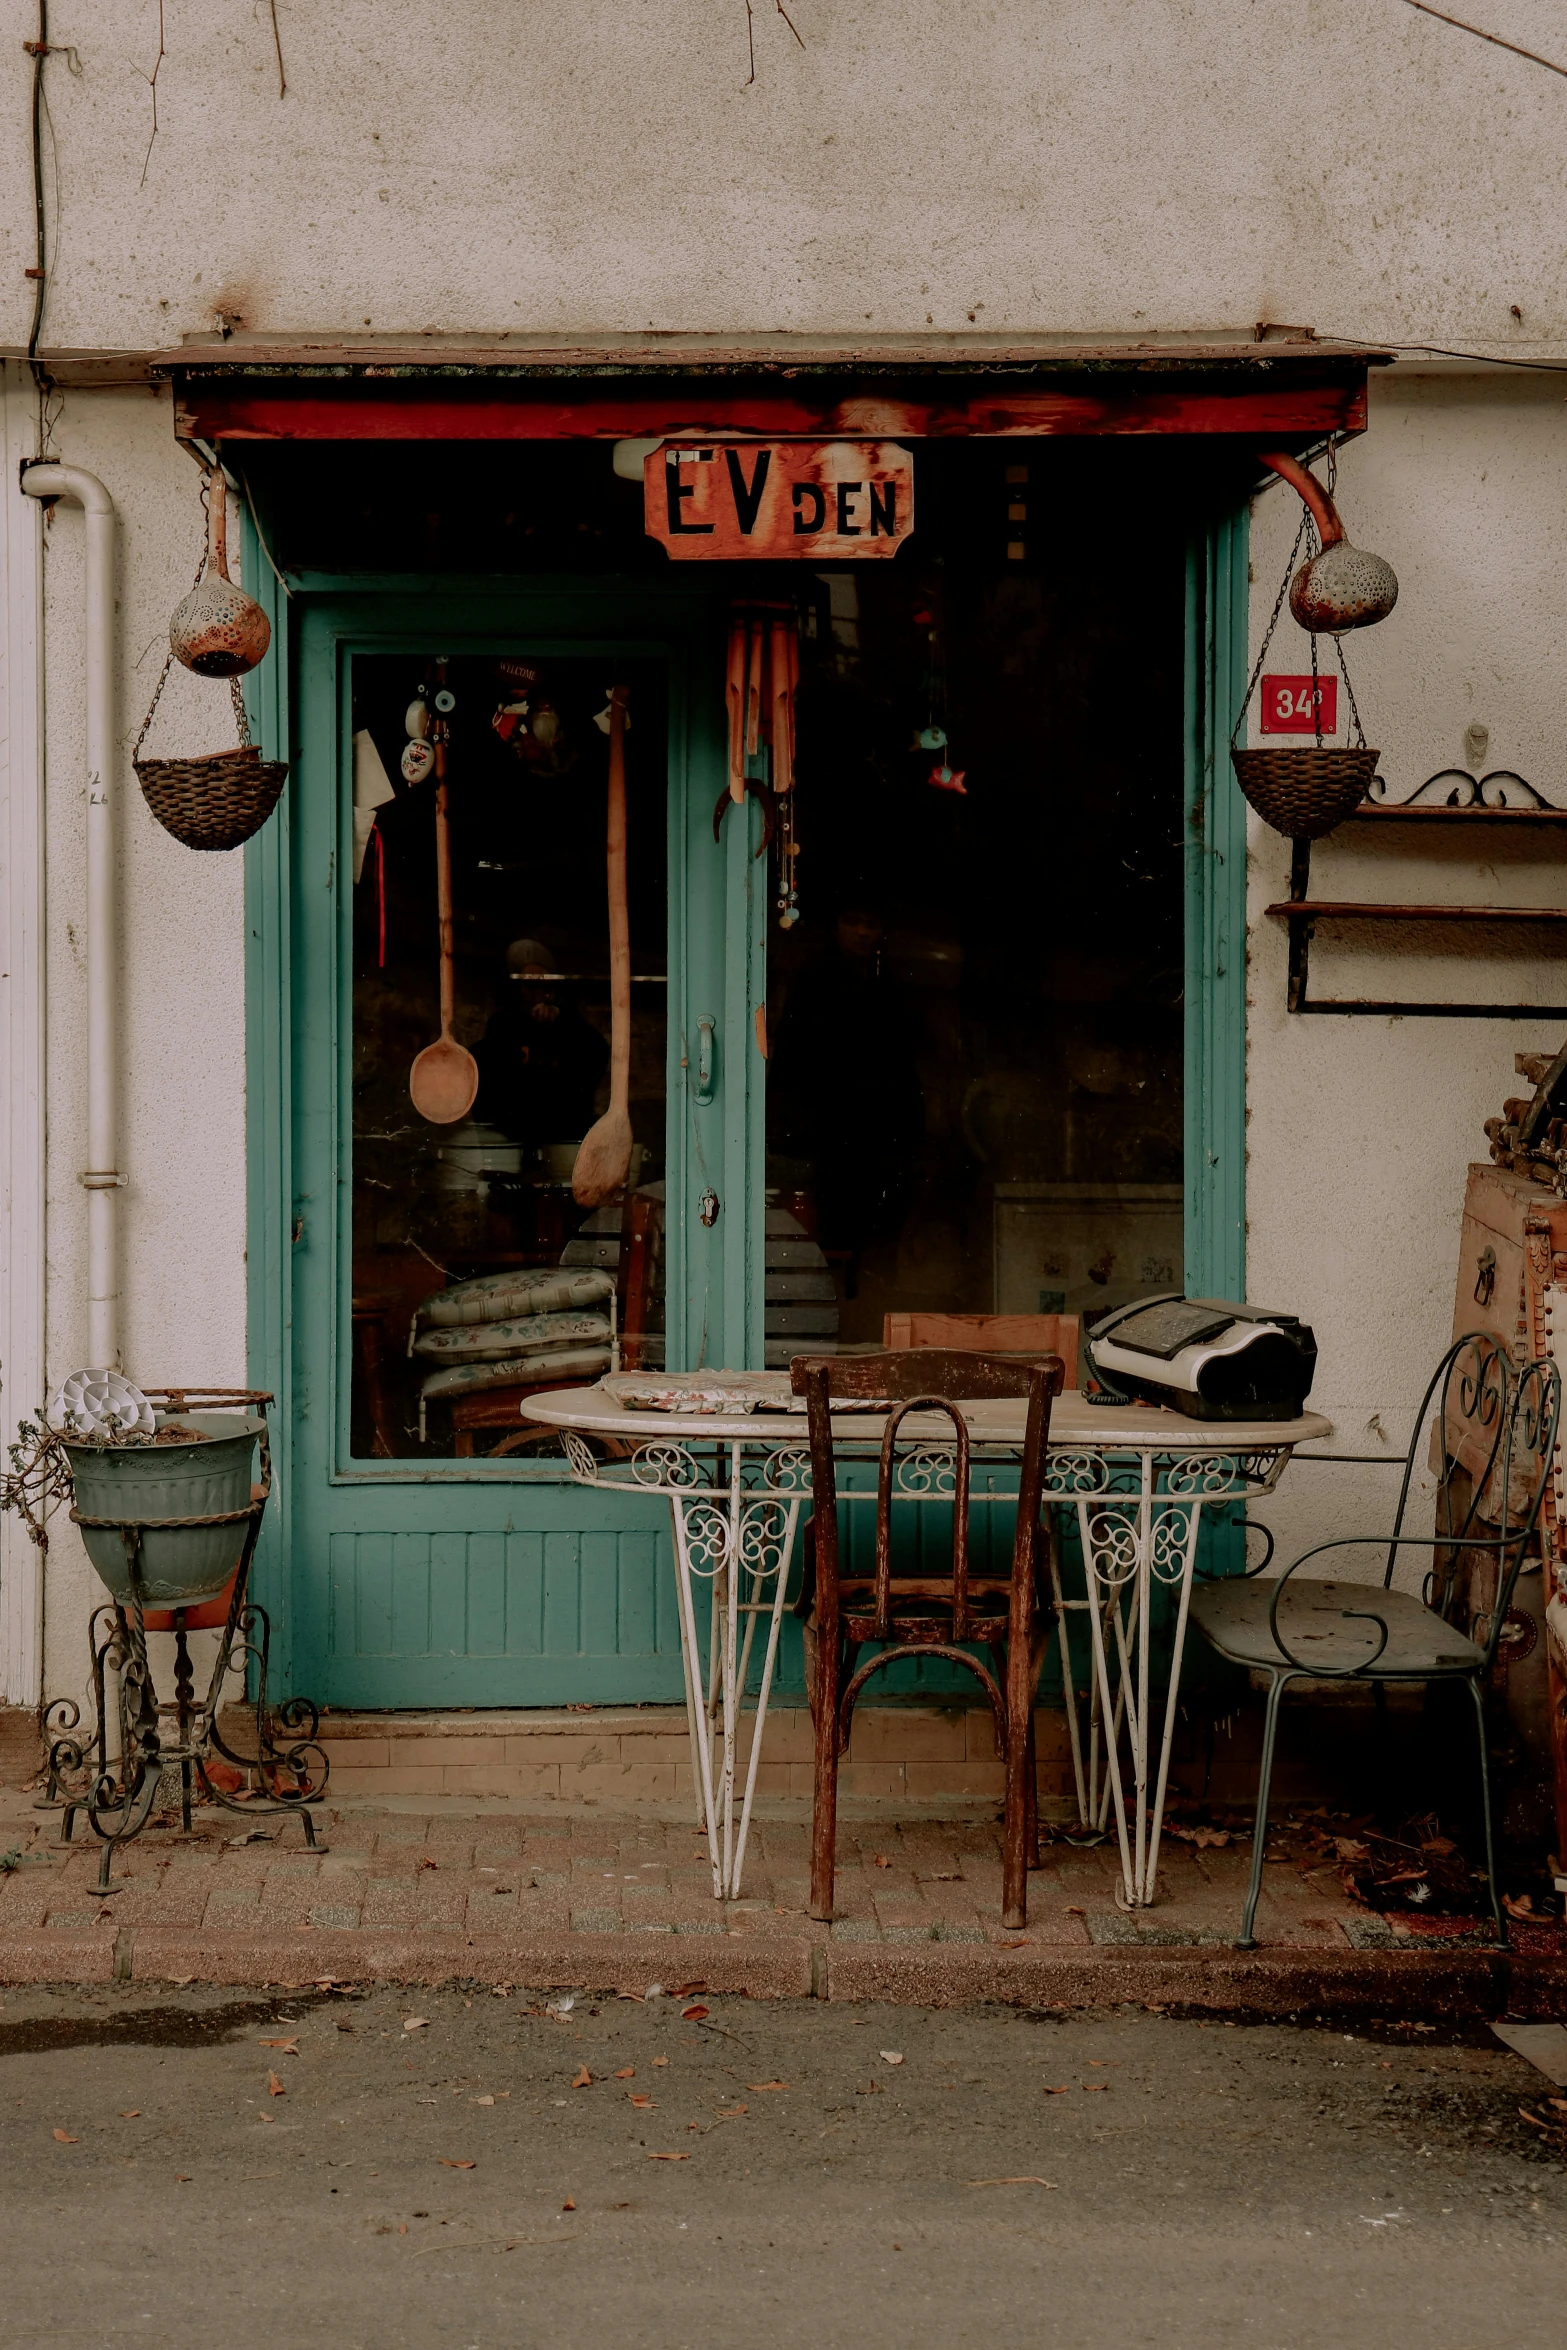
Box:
<box><xmin>883</xmin><ymin>1311</ymin><xmax>1080</xmax><ymax>1389</ymax></box>
<box><xmin>791</xmin><ymin>1348</ymin><xmax>1064</xmax><ymax>1928</ymax></box>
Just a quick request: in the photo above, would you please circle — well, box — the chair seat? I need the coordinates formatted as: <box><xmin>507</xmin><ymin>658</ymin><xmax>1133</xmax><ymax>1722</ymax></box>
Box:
<box><xmin>1190</xmin><ymin>1576</ymin><xmax>1484</xmax><ymax>1678</ymax></box>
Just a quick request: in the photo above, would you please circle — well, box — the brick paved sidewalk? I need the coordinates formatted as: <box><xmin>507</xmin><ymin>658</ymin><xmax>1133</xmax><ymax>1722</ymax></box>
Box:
<box><xmin>4</xmin><ymin>1794</ymin><xmax>1562</xmax><ymax>1967</ymax></box>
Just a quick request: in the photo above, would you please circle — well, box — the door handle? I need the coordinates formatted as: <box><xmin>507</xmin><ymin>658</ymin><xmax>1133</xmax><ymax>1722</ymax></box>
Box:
<box><xmin>693</xmin><ymin>1014</ymin><xmax>716</xmax><ymax>1105</ymax></box>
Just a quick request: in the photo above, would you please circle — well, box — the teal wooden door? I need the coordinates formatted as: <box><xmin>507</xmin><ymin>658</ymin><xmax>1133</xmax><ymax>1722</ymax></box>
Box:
<box><xmin>245</xmin><ymin>578</ymin><xmax>767</xmax><ymax>1706</ymax></box>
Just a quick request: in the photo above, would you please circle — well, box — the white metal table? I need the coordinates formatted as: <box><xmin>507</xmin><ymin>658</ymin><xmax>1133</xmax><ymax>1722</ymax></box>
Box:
<box><xmin>519</xmin><ymin>1381</ymin><xmax>1330</xmax><ymax>1907</ymax></box>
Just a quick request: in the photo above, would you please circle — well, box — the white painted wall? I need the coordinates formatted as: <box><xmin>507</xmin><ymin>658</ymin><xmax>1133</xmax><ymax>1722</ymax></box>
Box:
<box><xmin>3</xmin><ymin>2</ymin><xmax>1567</xmax><ymax>356</ymax></box>
<box><xmin>1245</xmin><ymin>366</ymin><xmax>1567</xmax><ymax>1576</ymax></box>
<box><xmin>2</xmin><ymin>377</ymin><xmax>248</xmax><ymax>1704</ymax></box>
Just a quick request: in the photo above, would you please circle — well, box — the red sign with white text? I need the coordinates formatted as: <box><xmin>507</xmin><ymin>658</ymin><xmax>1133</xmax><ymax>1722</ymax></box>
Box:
<box><xmin>645</xmin><ymin>440</ymin><xmax>914</xmax><ymax>560</ymax></box>
<box><xmin>1259</xmin><ymin>674</ymin><xmax>1338</xmax><ymax>735</ymax></box>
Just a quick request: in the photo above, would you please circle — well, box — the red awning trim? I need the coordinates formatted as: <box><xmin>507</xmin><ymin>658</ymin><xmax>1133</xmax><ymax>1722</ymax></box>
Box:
<box><xmin>171</xmin><ymin>364</ymin><xmax>1370</xmax><ymax>444</ymax></box>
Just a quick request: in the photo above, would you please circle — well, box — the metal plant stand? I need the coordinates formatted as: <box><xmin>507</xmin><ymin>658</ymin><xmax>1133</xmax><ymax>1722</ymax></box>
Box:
<box><xmin>38</xmin><ymin>1390</ymin><xmax>329</xmax><ymax>1890</ymax></box>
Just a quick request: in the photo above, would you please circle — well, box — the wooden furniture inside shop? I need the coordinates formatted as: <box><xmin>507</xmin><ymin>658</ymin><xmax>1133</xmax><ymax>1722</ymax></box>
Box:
<box><xmin>882</xmin><ymin>1310</ymin><xmax>1080</xmax><ymax>1386</ymax></box>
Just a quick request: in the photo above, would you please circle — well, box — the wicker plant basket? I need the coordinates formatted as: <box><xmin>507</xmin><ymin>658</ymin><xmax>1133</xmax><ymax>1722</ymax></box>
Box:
<box><xmin>134</xmin><ymin>666</ymin><xmax>288</xmax><ymax>853</ymax></box>
<box><xmin>135</xmin><ymin>743</ymin><xmax>288</xmax><ymax>853</ymax></box>
<box><xmin>1230</xmin><ymin>745</ymin><xmax>1379</xmax><ymax>842</ymax></box>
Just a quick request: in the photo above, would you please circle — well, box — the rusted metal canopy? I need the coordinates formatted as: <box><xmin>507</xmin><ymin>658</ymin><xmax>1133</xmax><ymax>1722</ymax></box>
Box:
<box><xmin>155</xmin><ymin>330</ymin><xmax>1383</xmax><ymax>444</ymax></box>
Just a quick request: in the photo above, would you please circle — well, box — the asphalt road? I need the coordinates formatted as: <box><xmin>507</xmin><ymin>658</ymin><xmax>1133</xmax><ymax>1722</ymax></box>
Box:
<box><xmin>0</xmin><ymin>1982</ymin><xmax>1561</xmax><ymax>2348</ymax></box>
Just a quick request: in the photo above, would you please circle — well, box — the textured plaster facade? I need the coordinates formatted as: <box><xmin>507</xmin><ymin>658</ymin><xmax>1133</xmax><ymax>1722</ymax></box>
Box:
<box><xmin>3</xmin><ymin>4</ymin><xmax>1566</xmax><ymax>1701</ymax></box>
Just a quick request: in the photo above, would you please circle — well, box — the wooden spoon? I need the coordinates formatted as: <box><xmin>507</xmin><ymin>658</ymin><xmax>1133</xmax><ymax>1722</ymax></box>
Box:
<box><xmin>572</xmin><ymin>685</ymin><xmax>634</xmax><ymax>1206</ymax></box>
<box><xmin>409</xmin><ymin>738</ymin><xmax>479</xmax><ymax>1125</ymax></box>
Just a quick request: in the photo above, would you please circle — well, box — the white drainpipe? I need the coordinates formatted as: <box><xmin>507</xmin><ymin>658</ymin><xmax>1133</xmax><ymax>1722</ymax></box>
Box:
<box><xmin>20</xmin><ymin>464</ymin><xmax>122</xmax><ymax>1368</ymax></box>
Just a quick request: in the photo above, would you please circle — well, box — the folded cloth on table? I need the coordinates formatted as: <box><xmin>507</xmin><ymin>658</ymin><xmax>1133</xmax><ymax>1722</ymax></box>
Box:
<box><xmin>413</xmin><ymin>1309</ymin><xmax>612</xmax><ymax>1364</ymax></box>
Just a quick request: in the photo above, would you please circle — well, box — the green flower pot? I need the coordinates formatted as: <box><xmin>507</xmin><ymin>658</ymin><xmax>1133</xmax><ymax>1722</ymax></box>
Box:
<box><xmin>62</xmin><ymin>1411</ymin><xmax>262</xmax><ymax>1607</ymax></box>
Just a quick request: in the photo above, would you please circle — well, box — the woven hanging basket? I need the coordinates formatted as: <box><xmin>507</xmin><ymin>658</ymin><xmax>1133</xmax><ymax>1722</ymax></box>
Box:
<box><xmin>134</xmin><ymin>639</ymin><xmax>288</xmax><ymax>852</ymax></box>
<box><xmin>1230</xmin><ymin>745</ymin><xmax>1379</xmax><ymax>842</ymax></box>
<box><xmin>135</xmin><ymin>742</ymin><xmax>289</xmax><ymax>853</ymax></box>
<box><xmin>1230</xmin><ymin>493</ymin><xmax>1382</xmax><ymax>841</ymax></box>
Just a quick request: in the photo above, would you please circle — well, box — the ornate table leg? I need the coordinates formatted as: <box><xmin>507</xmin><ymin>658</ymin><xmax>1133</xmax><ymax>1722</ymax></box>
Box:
<box><xmin>1077</xmin><ymin>1462</ymin><xmax>1205</xmax><ymax>1908</ymax></box>
<box><xmin>666</xmin><ymin>1447</ymin><xmax>802</xmax><ymax>1900</ymax></box>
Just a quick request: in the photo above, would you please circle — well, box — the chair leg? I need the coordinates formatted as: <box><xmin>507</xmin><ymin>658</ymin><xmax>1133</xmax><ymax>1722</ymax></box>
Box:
<box><xmin>1023</xmin><ymin>1707</ymin><xmax>1041</xmax><ymax>1871</ymax></box>
<box><xmin>1002</xmin><ymin>1657</ymin><xmax>1034</xmax><ymax>1930</ymax></box>
<box><xmin>808</xmin><ymin>1632</ymin><xmax>841</xmax><ymax>1923</ymax></box>
<box><xmin>1238</xmin><ymin>1672</ymin><xmax>1294</xmax><ymax>1950</ymax></box>
<box><xmin>1466</xmin><ymin>1675</ymin><xmax>1506</xmax><ymax>1945</ymax></box>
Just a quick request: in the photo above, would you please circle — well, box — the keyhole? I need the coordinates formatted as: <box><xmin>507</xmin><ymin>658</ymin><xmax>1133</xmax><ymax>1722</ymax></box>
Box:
<box><xmin>699</xmin><ymin>1188</ymin><xmax>720</xmax><ymax>1227</ymax></box>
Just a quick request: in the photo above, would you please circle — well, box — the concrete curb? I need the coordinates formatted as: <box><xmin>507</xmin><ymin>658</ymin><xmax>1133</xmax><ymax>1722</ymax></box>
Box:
<box><xmin>1</xmin><ymin>1927</ymin><xmax>1563</xmax><ymax>2013</ymax></box>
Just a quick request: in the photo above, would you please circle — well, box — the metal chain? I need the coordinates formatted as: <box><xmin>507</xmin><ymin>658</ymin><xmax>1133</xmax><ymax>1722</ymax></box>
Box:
<box><xmin>132</xmin><ymin>539</ymin><xmax>208</xmax><ymax>763</ymax></box>
<box><xmin>1232</xmin><ymin>505</ymin><xmax>1313</xmax><ymax>748</ymax></box>
<box><xmin>1332</xmin><ymin>632</ymin><xmax>1368</xmax><ymax>749</ymax></box>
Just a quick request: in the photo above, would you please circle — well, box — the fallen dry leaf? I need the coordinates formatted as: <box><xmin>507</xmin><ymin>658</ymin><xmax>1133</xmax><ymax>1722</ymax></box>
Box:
<box><xmin>1083</xmin><ymin>2083</ymin><xmax>1109</xmax><ymax>2093</ymax></box>
<box><xmin>968</xmin><ymin>2176</ymin><xmax>1056</xmax><ymax>2188</ymax></box>
<box><xmin>266</xmin><ymin>2071</ymin><xmax>286</xmax><ymax>2098</ymax></box>
<box><xmin>417</xmin><ymin>1858</ymin><xmax>439</xmax><ymax>1872</ymax></box>
<box><xmin>1549</xmin><ymin>2098</ymin><xmax>1567</xmax><ymax>2116</ymax></box>
<box><xmin>439</xmin><ymin>2158</ymin><xmax>477</xmax><ymax>2169</ymax></box>
<box><xmin>716</xmin><ymin>2105</ymin><xmax>748</xmax><ymax>2120</ymax></box>
<box><xmin>1065</xmin><ymin>1906</ymin><xmax>1086</xmax><ymax>1917</ymax></box>
<box><xmin>873</xmin><ymin>1854</ymin><xmax>892</xmax><ymax>1869</ymax></box>
<box><xmin>258</xmin><ymin>2038</ymin><xmax>300</xmax><ymax>2055</ymax></box>
<box><xmin>474</xmin><ymin>2095</ymin><xmax>495</xmax><ymax>2107</ymax></box>
<box><xmin>175</xmin><ymin>2173</ymin><xmax>192</xmax><ymax>2183</ymax></box>
<box><xmin>571</xmin><ymin>2066</ymin><xmax>593</xmax><ymax>2089</ymax></box>
<box><xmin>653</xmin><ymin>2057</ymin><xmax>670</xmax><ymax>2069</ymax></box>
<box><xmin>1519</xmin><ymin>2108</ymin><xmax>1550</xmax><ymax>2130</ymax></box>
<box><xmin>119</xmin><ymin>2110</ymin><xmax>140</xmax><ymax>2120</ymax></box>
<box><xmin>747</xmin><ymin>2081</ymin><xmax>789</xmax><ymax>2092</ymax></box>
<box><xmin>879</xmin><ymin>2052</ymin><xmax>904</xmax><ymax>2066</ymax></box>
<box><xmin>613</xmin><ymin>2067</ymin><xmax>636</xmax><ymax>2080</ymax></box>
<box><xmin>52</xmin><ymin>2129</ymin><xmax>78</xmax><ymax>2144</ymax></box>
<box><xmin>998</xmin><ymin>1939</ymin><xmax>1031</xmax><ymax>1949</ymax></box>
<box><xmin>562</xmin><ymin>2197</ymin><xmax>576</xmax><ymax>2211</ymax></box>
<box><xmin>402</xmin><ymin>2017</ymin><xmax>429</xmax><ymax>2033</ymax></box>
<box><xmin>681</xmin><ymin>2004</ymin><xmax>709</xmax><ymax>2021</ymax></box>
<box><xmin>1042</xmin><ymin>2086</ymin><xmax>1069</xmax><ymax>2095</ymax></box>
<box><xmin>1166</xmin><ymin>1824</ymin><xmax>1231</xmax><ymax>1850</ymax></box>
<box><xmin>628</xmin><ymin>2094</ymin><xmax>654</xmax><ymax>2110</ymax></box>
<box><xmin>1503</xmin><ymin>1893</ymin><xmax>1542</xmax><ymax>1921</ymax></box>
<box><xmin>646</xmin><ymin>2151</ymin><xmax>690</xmax><ymax>2161</ymax></box>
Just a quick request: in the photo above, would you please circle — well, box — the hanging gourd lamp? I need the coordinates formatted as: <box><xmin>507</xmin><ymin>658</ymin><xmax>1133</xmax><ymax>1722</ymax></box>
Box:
<box><xmin>169</xmin><ymin>464</ymin><xmax>272</xmax><ymax>676</ymax></box>
<box><xmin>1229</xmin><ymin>450</ymin><xmax>1395</xmax><ymax>841</ymax></box>
<box><xmin>132</xmin><ymin>464</ymin><xmax>287</xmax><ymax>851</ymax></box>
<box><xmin>1259</xmin><ymin>449</ymin><xmax>1399</xmax><ymax>634</ymax></box>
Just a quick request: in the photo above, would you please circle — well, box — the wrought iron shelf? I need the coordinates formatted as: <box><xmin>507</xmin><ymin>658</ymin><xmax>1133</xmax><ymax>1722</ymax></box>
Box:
<box><xmin>1265</xmin><ymin>899</ymin><xmax>1567</xmax><ymax>924</ymax></box>
<box><xmin>1338</xmin><ymin>803</ymin><xmax>1567</xmax><ymax>827</ymax></box>
<box><xmin>1269</xmin><ymin>822</ymin><xmax>1567</xmax><ymax>1018</ymax></box>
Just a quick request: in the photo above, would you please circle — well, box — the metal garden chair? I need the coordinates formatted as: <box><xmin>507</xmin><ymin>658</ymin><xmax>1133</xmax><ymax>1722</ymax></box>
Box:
<box><xmin>791</xmin><ymin>1348</ymin><xmax>1065</xmax><ymax>1929</ymax></box>
<box><xmin>1188</xmin><ymin>1333</ymin><xmax>1560</xmax><ymax>1947</ymax></box>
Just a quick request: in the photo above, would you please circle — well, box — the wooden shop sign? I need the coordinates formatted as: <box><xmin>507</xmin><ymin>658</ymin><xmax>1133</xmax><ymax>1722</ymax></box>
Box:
<box><xmin>645</xmin><ymin>439</ymin><xmax>914</xmax><ymax>560</ymax></box>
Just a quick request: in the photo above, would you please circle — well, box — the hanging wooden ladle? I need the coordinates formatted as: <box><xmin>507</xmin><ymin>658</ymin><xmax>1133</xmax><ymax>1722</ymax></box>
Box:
<box><xmin>572</xmin><ymin>685</ymin><xmax>634</xmax><ymax>1207</ymax></box>
<box><xmin>409</xmin><ymin>731</ymin><xmax>479</xmax><ymax>1126</ymax></box>
<box><xmin>1258</xmin><ymin>451</ymin><xmax>1398</xmax><ymax>633</ymax></box>
<box><xmin>169</xmin><ymin>464</ymin><xmax>272</xmax><ymax>677</ymax></box>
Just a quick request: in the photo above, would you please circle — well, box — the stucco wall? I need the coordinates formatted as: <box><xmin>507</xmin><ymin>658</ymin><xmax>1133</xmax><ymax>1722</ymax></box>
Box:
<box><xmin>6</xmin><ymin>380</ymin><xmax>249</xmax><ymax>1703</ymax></box>
<box><xmin>1245</xmin><ymin>366</ymin><xmax>1567</xmax><ymax>1573</ymax></box>
<box><xmin>3</xmin><ymin>2</ymin><xmax>1567</xmax><ymax>355</ymax></box>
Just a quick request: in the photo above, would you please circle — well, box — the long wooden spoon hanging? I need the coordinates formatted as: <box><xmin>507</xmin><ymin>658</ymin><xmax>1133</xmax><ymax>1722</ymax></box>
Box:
<box><xmin>573</xmin><ymin>685</ymin><xmax>634</xmax><ymax>1206</ymax></box>
<box><xmin>409</xmin><ymin>709</ymin><xmax>479</xmax><ymax>1126</ymax></box>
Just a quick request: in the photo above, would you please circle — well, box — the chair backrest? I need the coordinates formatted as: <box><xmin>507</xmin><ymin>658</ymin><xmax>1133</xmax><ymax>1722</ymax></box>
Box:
<box><xmin>1398</xmin><ymin>1332</ymin><xmax>1561</xmax><ymax>1669</ymax></box>
<box><xmin>793</xmin><ymin>1350</ymin><xmax>1064</xmax><ymax>1642</ymax></box>
<box><xmin>882</xmin><ymin>1311</ymin><xmax>1080</xmax><ymax>1387</ymax></box>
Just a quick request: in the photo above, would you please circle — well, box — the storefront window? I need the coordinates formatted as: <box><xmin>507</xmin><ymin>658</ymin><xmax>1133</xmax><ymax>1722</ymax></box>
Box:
<box><xmin>765</xmin><ymin>455</ymin><xmax>1186</xmax><ymax>1354</ymax></box>
<box><xmin>348</xmin><ymin>654</ymin><xmax>667</xmax><ymax>1457</ymax></box>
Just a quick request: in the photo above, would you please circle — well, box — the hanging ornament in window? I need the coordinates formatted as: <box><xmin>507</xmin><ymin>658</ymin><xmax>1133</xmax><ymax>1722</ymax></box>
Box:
<box><xmin>718</xmin><ymin>602</ymin><xmax>800</xmax><ymax>926</ymax></box>
<box><xmin>910</xmin><ymin>604</ymin><xmax>966</xmax><ymax>794</ymax></box>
